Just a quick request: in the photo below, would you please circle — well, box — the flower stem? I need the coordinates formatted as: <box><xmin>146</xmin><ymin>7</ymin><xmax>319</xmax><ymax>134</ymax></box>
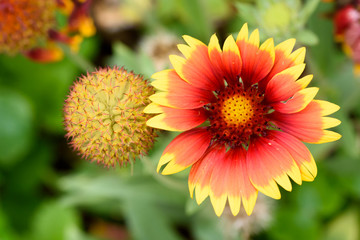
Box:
<box><xmin>141</xmin><ymin>156</ymin><xmax>187</xmax><ymax>192</ymax></box>
<box><xmin>61</xmin><ymin>44</ymin><xmax>95</xmax><ymax>72</ymax></box>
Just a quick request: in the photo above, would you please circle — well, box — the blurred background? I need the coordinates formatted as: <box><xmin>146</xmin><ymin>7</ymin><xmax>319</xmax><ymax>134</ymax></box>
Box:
<box><xmin>0</xmin><ymin>0</ymin><xmax>359</xmax><ymax>239</ymax></box>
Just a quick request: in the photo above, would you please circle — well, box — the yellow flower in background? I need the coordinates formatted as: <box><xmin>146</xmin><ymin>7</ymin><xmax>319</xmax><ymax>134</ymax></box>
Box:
<box><xmin>64</xmin><ymin>67</ymin><xmax>158</xmax><ymax>167</ymax></box>
<box><xmin>145</xmin><ymin>23</ymin><xmax>341</xmax><ymax>217</ymax></box>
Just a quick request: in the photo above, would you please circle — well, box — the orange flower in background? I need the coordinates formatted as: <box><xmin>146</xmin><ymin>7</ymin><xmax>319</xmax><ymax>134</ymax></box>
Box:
<box><xmin>145</xmin><ymin>23</ymin><xmax>341</xmax><ymax>217</ymax></box>
<box><xmin>0</xmin><ymin>0</ymin><xmax>55</xmax><ymax>54</ymax></box>
<box><xmin>0</xmin><ymin>0</ymin><xmax>95</xmax><ymax>62</ymax></box>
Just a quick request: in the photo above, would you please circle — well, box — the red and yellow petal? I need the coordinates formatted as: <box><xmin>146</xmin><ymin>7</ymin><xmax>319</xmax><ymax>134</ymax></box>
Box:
<box><xmin>265</xmin><ymin>64</ymin><xmax>306</xmax><ymax>103</ymax></box>
<box><xmin>151</xmin><ymin>70</ymin><xmax>173</xmax><ymax>91</ymax></box>
<box><xmin>308</xmin><ymin>100</ymin><xmax>341</xmax><ymax>116</ymax></box>
<box><xmin>247</xmin><ymin>137</ymin><xmax>302</xmax><ymax>199</ymax></box>
<box><xmin>208</xmin><ymin>148</ymin><xmax>229</xmax><ymax>216</ymax></box>
<box><xmin>236</xmin><ymin>24</ymin><xmax>275</xmax><ymax>86</ymax></box>
<box><xmin>273</xmin><ymin>127</ymin><xmax>341</xmax><ymax>144</ymax></box>
<box><xmin>289</xmin><ymin>47</ymin><xmax>306</xmax><ymax>65</ymax></box>
<box><xmin>270</xmin><ymin>101</ymin><xmax>342</xmax><ymax>143</ymax></box>
<box><xmin>296</xmin><ymin>74</ymin><xmax>313</xmax><ymax>89</ymax></box>
<box><xmin>150</xmin><ymin>70</ymin><xmax>215</xmax><ymax>109</ymax></box>
<box><xmin>272</xmin><ymin>87</ymin><xmax>319</xmax><ymax>114</ymax></box>
<box><xmin>189</xmin><ymin>146</ymin><xmax>224</xmax><ymax>204</ymax></box>
<box><xmin>222</xmin><ymin>35</ymin><xmax>243</xmax><ymax>85</ymax></box>
<box><xmin>258</xmin><ymin>39</ymin><xmax>306</xmax><ymax>91</ymax></box>
<box><xmin>208</xmin><ymin>34</ymin><xmax>224</xmax><ymax>81</ymax></box>
<box><xmin>157</xmin><ymin>128</ymin><xmax>212</xmax><ymax>174</ymax></box>
<box><xmin>170</xmin><ymin>36</ymin><xmax>224</xmax><ymax>91</ymax></box>
<box><xmin>66</xmin><ymin>0</ymin><xmax>95</xmax><ymax>37</ymax></box>
<box><xmin>191</xmin><ymin>144</ymin><xmax>259</xmax><ymax>217</ymax></box>
<box><xmin>267</xmin><ymin>131</ymin><xmax>317</xmax><ymax>181</ymax></box>
<box><xmin>143</xmin><ymin>103</ymin><xmax>164</xmax><ymax>114</ymax></box>
<box><xmin>145</xmin><ymin>105</ymin><xmax>207</xmax><ymax>131</ymax></box>
<box><xmin>226</xmin><ymin>148</ymin><xmax>257</xmax><ymax>216</ymax></box>
<box><xmin>24</xmin><ymin>46</ymin><xmax>63</xmax><ymax>62</ymax></box>
<box><xmin>208</xmin><ymin>34</ymin><xmax>242</xmax><ymax>86</ymax></box>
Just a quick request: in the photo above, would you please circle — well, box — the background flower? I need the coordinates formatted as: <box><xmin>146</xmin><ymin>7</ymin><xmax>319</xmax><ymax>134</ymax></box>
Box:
<box><xmin>0</xmin><ymin>0</ymin><xmax>56</xmax><ymax>54</ymax></box>
<box><xmin>0</xmin><ymin>0</ymin><xmax>95</xmax><ymax>62</ymax></box>
<box><xmin>327</xmin><ymin>1</ymin><xmax>360</xmax><ymax>74</ymax></box>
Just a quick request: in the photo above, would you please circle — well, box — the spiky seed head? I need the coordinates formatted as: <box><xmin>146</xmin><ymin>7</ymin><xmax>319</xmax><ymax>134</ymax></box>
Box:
<box><xmin>0</xmin><ymin>0</ymin><xmax>56</xmax><ymax>54</ymax></box>
<box><xmin>64</xmin><ymin>66</ymin><xmax>158</xmax><ymax>167</ymax></box>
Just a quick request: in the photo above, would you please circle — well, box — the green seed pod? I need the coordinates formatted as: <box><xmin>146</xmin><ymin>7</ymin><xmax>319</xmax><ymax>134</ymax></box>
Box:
<box><xmin>64</xmin><ymin>66</ymin><xmax>158</xmax><ymax>167</ymax></box>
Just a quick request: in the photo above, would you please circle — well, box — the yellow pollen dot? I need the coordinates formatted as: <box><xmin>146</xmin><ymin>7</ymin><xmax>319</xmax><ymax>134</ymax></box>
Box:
<box><xmin>221</xmin><ymin>94</ymin><xmax>254</xmax><ymax>126</ymax></box>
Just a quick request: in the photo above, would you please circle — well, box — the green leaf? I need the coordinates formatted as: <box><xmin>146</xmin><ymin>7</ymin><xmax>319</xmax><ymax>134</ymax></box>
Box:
<box><xmin>109</xmin><ymin>42</ymin><xmax>156</xmax><ymax>79</ymax></box>
<box><xmin>190</xmin><ymin>207</ymin><xmax>223</xmax><ymax>240</ymax></box>
<box><xmin>5</xmin><ymin>140</ymin><xmax>55</xmax><ymax>194</ymax></box>
<box><xmin>269</xmin><ymin>205</ymin><xmax>321</xmax><ymax>240</ymax></box>
<box><xmin>0</xmin><ymin>207</ymin><xmax>17</xmax><ymax>240</ymax></box>
<box><xmin>203</xmin><ymin>0</ymin><xmax>230</xmax><ymax>22</ymax></box>
<box><xmin>0</xmin><ymin>140</ymin><xmax>56</xmax><ymax>232</ymax></box>
<box><xmin>337</xmin><ymin>113</ymin><xmax>357</xmax><ymax>157</ymax></box>
<box><xmin>30</xmin><ymin>201</ymin><xmax>80</xmax><ymax>240</ymax></box>
<box><xmin>185</xmin><ymin>198</ymin><xmax>202</xmax><ymax>215</ymax></box>
<box><xmin>324</xmin><ymin>208</ymin><xmax>359</xmax><ymax>240</ymax></box>
<box><xmin>298</xmin><ymin>0</ymin><xmax>320</xmax><ymax>26</ymax></box>
<box><xmin>325</xmin><ymin>156</ymin><xmax>360</xmax><ymax>198</ymax></box>
<box><xmin>0</xmin><ymin>54</ymin><xmax>79</xmax><ymax>134</ymax></box>
<box><xmin>155</xmin><ymin>0</ymin><xmax>178</xmax><ymax>18</ymax></box>
<box><xmin>0</xmin><ymin>88</ymin><xmax>34</xmax><ymax>166</ymax></box>
<box><xmin>123</xmin><ymin>198</ymin><xmax>183</xmax><ymax>240</ymax></box>
<box><xmin>296</xmin><ymin>164</ymin><xmax>345</xmax><ymax>218</ymax></box>
<box><xmin>177</xmin><ymin>0</ymin><xmax>213</xmax><ymax>41</ymax></box>
<box><xmin>59</xmin><ymin>174</ymin><xmax>186</xmax><ymax>208</ymax></box>
<box><xmin>296</xmin><ymin>29</ymin><xmax>319</xmax><ymax>45</ymax></box>
<box><xmin>235</xmin><ymin>3</ymin><xmax>258</xmax><ymax>26</ymax></box>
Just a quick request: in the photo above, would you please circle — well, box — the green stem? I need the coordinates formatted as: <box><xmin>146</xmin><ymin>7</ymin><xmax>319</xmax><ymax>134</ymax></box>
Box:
<box><xmin>61</xmin><ymin>44</ymin><xmax>95</xmax><ymax>72</ymax></box>
<box><xmin>141</xmin><ymin>156</ymin><xmax>187</xmax><ymax>192</ymax></box>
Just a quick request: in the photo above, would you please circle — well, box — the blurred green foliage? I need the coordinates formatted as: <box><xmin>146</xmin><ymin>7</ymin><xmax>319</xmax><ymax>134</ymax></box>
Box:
<box><xmin>0</xmin><ymin>0</ymin><xmax>359</xmax><ymax>240</ymax></box>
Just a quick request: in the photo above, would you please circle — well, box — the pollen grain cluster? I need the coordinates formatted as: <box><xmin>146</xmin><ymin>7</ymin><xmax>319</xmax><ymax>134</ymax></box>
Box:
<box><xmin>0</xmin><ymin>0</ymin><xmax>55</xmax><ymax>54</ymax></box>
<box><xmin>64</xmin><ymin>67</ymin><xmax>157</xmax><ymax>167</ymax></box>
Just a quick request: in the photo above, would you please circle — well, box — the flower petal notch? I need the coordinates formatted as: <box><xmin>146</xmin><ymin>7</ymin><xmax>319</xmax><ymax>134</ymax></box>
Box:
<box><xmin>146</xmin><ymin>23</ymin><xmax>341</xmax><ymax>217</ymax></box>
<box><xmin>64</xmin><ymin>66</ymin><xmax>158</xmax><ymax>167</ymax></box>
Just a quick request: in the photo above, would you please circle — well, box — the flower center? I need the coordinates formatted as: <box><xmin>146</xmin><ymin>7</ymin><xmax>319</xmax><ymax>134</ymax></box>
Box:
<box><xmin>221</xmin><ymin>94</ymin><xmax>254</xmax><ymax>126</ymax></box>
<box><xmin>208</xmin><ymin>84</ymin><xmax>269</xmax><ymax>147</ymax></box>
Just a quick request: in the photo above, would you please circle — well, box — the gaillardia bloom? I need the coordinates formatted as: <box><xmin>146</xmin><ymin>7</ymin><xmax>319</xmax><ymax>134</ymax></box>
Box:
<box><xmin>64</xmin><ymin>67</ymin><xmax>157</xmax><ymax>167</ymax></box>
<box><xmin>145</xmin><ymin>24</ymin><xmax>341</xmax><ymax>216</ymax></box>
